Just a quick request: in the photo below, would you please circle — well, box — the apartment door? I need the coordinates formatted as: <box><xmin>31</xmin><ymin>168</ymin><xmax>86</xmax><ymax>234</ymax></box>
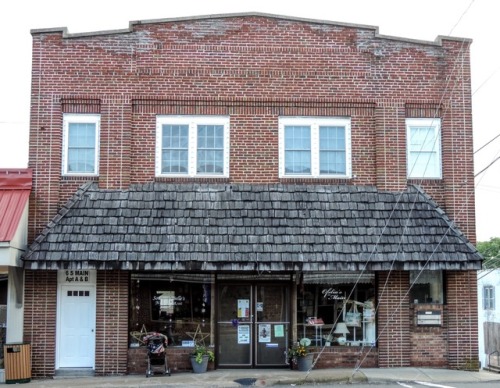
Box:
<box><xmin>57</xmin><ymin>284</ymin><xmax>96</xmax><ymax>368</ymax></box>
<box><xmin>217</xmin><ymin>283</ymin><xmax>290</xmax><ymax>367</ymax></box>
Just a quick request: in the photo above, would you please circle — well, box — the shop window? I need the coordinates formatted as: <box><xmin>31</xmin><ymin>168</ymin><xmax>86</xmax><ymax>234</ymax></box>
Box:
<box><xmin>297</xmin><ymin>272</ymin><xmax>376</xmax><ymax>347</ymax></box>
<box><xmin>130</xmin><ymin>274</ymin><xmax>213</xmax><ymax>347</ymax></box>
<box><xmin>410</xmin><ymin>270</ymin><xmax>443</xmax><ymax>304</ymax></box>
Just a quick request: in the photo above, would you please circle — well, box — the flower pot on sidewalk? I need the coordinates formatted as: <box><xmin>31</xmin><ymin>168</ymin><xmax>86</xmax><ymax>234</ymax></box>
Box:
<box><xmin>190</xmin><ymin>355</ymin><xmax>209</xmax><ymax>373</ymax></box>
<box><xmin>297</xmin><ymin>353</ymin><xmax>314</xmax><ymax>371</ymax></box>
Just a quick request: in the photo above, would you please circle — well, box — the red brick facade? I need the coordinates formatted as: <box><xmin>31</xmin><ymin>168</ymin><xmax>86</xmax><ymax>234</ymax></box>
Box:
<box><xmin>23</xmin><ymin>271</ymin><xmax>57</xmax><ymax>378</ymax></box>
<box><xmin>26</xmin><ymin>14</ymin><xmax>478</xmax><ymax>376</ymax></box>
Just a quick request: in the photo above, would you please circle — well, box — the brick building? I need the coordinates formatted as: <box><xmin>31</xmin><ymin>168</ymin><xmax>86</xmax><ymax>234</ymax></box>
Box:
<box><xmin>24</xmin><ymin>13</ymin><xmax>481</xmax><ymax>377</ymax></box>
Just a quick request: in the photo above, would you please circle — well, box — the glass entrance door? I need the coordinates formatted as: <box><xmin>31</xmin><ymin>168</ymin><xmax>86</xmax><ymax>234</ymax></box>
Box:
<box><xmin>217</xmin><ymin>283</ymin><xmax>289</xmax><ymax>367</ymax></box>
<box><xmin>217</xmin><ymin>284</ymin><xmax>252</xmax><ymax>366</ymax></box>
<box><xmin>255</xmin><ymin>284</ymin><xmax>289</xmax><ymax>366</ymax></box>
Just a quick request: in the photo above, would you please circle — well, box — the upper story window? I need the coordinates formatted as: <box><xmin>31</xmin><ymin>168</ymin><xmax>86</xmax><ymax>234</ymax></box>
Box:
<box><xmin>483</xmin><ymin>285</ymin><xmax>495</xmax><ymax>310</ymax></box>
<box><xmin>279</xmin><ymin>117</ymin><xmax>351</xmax><ymax>178</ymax></box>
<box><xmin>156</xmin><ymin>116</ymin><xmax>230</xmax><ymax>178</ymax></box>
<box><xmin>62</xmin><ymin>114</ymin><xmax>100</xmax><ymax>176</ymax></box>
<box><xmin>406</xmin><ymin>118</ymin><xmax>441</xmax><ymax>179</ymax></box>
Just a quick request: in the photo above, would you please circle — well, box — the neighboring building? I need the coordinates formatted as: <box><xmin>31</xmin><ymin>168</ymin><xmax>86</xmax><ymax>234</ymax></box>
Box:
<box><xmin>478</xmin><ymin>269</ymin><xmax>500</xmax><ymax>370</ymax></box>
<box><xmin>24</xmin><ymin>13</ymin><xmax>481</xmax><ymax>378</ymax></box>
<box><xmin>0</xmin><ymin>169</ymin><xmax>32</xmax><ymax>369</ymax></box>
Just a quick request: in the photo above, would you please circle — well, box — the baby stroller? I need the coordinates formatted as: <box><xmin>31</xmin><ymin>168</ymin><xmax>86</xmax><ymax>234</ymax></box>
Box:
<box><xmin>144</xmin><ymin>332</ymin><xmax>171</xmax><ymax>377</ymax></box>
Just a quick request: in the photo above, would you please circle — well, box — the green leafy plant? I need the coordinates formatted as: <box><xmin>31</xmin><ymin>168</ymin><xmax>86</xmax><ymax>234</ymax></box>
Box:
<box><xmin>289</xmin><ymin>338</ymin><xmax>311</xmax><ymax>358</ymax></box>
<box><xmin>191</xmin><ymin>344</ymin><xmax>215</xmax><ymax>364</ymax></box>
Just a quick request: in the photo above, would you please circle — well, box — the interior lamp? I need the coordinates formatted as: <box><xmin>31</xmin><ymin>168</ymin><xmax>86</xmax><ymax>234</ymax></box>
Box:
<box><xmin>333</xmin><ymin>322</ymin><xmax>350</xmax><ymax>345</ymax></box>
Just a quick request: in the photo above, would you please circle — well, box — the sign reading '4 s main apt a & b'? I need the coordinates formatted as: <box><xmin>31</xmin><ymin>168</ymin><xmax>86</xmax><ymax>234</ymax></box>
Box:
<box><xmin>58</xmin><ymin>270</ymin><xmax>96</xmax><ymax>284</ymax></box>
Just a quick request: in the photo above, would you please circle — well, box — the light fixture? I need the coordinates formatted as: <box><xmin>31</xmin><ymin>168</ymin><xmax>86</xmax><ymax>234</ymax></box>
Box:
<box><xmin>333</xmin><ymin>322</ymin><xmax>350</xmax><ymax>345</ymax></box>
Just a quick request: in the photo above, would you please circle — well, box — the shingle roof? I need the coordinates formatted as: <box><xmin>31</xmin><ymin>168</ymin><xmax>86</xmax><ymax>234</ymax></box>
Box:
<box><xmin>22</xmin><ymin>183</ymin><xmax>482</xmax><ymax>271</ymax></box>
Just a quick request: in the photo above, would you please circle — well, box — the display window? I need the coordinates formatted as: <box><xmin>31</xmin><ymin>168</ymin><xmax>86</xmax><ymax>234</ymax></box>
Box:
<box><xmin>297</xmin><ymin>272</ymin><xmax>376</xmax><ymax>347</ymax></box>
<box><xmin>409</xmin><ymin>270</ymin><xmax>444</xmax><ymax>304</ymax></box>
<box><xmin>130</xmin><ymin>274</ymin><xmax>214</xmax><ymax>347</ymax></box>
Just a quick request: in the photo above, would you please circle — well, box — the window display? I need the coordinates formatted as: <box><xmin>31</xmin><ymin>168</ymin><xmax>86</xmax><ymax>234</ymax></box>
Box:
<box><xmin>409</xmin><ymin>270</ymin><xmax>443</xmax><ymax>304</ymax></box>
<box><xmin>130</xmin><ymin>274</ymin><xmax>214</xmax><ymax>347</ymax></box>
<box><xmin>297</xmin><ymin>272</ymin><xmax>376</xmax><ymax>347</ymax></box>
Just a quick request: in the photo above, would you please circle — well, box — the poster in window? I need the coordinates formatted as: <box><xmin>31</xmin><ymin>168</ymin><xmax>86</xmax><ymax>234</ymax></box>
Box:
<box><xmin>238</xmin><ymin>325</ymin><xmax>250</xmax><ymax>344</ymax></box>
<box><xmin>258</xmin><ymin>324</ymin><xmax>271</xmax><ymax>343</ymax></box>
<box><xmin>237</xmin><ymin>299</ymin><xmax>249</xmax><ymax>318</ymax></box>
<box><xmin>274</xmin><ymin>324</ymin><xmax>284</xmax><ymax>337</ymax></box>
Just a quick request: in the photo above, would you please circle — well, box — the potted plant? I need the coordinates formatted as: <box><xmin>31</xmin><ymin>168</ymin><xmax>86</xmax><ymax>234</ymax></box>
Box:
<box><xmin>289</xmin><ymin>338</ymin><xmax>313</xmax><ymax>371</ymax></box>
<box><xmin>190</xmin><ymin>344</ymin><xmax>215</xmax><ymax>373</ymax></box>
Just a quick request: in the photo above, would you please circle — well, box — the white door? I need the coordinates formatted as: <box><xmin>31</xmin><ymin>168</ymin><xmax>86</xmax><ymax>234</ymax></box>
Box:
<box><xmin>57</xmin><ymin>285</ymin><xmax>96</xmax><ymax>368</ymax></box>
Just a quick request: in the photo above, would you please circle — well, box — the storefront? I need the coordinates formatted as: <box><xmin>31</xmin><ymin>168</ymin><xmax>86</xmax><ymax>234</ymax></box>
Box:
<box><xmin>127</xmin><ymin>271</ymin><xmax>377</xmax><ymax>369</ymax></box>
<box><xmin>23</xmin><ymin>183</ymin><xmax>481</xmax><ymax>376</ymax></box>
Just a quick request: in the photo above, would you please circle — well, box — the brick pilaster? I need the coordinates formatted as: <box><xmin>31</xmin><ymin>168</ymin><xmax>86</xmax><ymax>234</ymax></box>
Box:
<box><xmin>377</xmin><ymin>271</ymin><xmax>411</xmax><ymax>367</ymax></box>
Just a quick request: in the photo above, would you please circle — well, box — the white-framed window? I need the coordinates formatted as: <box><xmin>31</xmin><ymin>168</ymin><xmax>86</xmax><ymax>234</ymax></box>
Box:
<box><xmin>483</xmin><ymin>285</ymin><xmax>495</xmax><ymax>310</ymax></box>
<box><xmin>278</xmin><ymin>117</ymin><xmax>351</xmax><ymax>178</ymax></box>
<box><xmin>156</xmin><ymin>116</ymin><xmax>230</xmax><ymax>177</ymax></box>
<box><xmin>62</xmin><ymin>114</ymin><xmax>100</xmax><ymax>176</ymax></box>
<box><xmin>406</xmin><ymin>118</ymin><xmax>441</xmax><ymax>179</ymax></box>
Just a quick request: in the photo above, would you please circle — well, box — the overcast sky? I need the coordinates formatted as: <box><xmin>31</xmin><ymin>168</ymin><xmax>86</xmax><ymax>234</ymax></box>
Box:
<box><xmin>0</xmin><ymin>0</ymin><xmax>498</xmax><ymax>242</ymax></box>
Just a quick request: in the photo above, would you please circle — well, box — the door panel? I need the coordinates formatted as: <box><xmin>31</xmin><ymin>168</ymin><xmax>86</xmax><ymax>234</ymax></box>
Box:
<box><xmin>217</xmin><ymin>284</ymin><xmax>252</xmax><ymax>366</ymax></box>
<box><xmin>217</xmin><ymin>282</ymin><xmax>289</xmax><ymax>367</ymax></box>
<box><xmin>255</xmin><ymin>285</ymin><xmax>289</xmax><ymax>366</ymax></box>
<box><xmin>218</xmin><ymin>323</ymin><xmax>251</xmax><ymax>365</ymax></box>
<box><xmin>58</xmin><ymin>285</ymin><xmax>96</xmax><ymax>368</ymax></box>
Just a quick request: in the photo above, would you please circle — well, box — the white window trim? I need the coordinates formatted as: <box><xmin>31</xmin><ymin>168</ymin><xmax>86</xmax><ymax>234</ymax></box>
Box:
<box><xmin>278</xmin><ymin>116</ymin><xmax>352</xmax><ymax>178</ymax></box>
<box><xmin>483</xmin><ymin>285</ymin><xmax>495</xmax><ymax>310</ymax></box>
<box><xmin>406</xmin><ymin>118</ymin><xmax>442</xmax><ymax>179</ymax></box>
<box><xmin>155</xmin><ymin>115</ymin><xmax>230</xmax><ymax>178</ymax></box>
<box><xmin>62</xmin><ymin>113</ymin><xmax>100</xmax><ymax>176</ymax></box>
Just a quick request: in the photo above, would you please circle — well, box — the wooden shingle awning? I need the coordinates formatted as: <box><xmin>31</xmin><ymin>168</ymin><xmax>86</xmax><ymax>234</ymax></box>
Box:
<box><xmin>23</xmin><ymin>183</ymin><xmax>482</xmax><ymax>271</ymax></box>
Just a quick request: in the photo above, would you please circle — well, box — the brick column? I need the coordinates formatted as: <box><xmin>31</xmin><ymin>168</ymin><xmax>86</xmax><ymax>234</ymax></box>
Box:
<box><xmin>95</xmin><ymin>270</ymin><xmax>130</xmax><ymax>375</ymax></box>
<box><xmin>377</xmin><ymin>271</ymin><xmax>411</xmax><ymax>367</ymax></box>
<box><xmin>23</xmin><ymin>270</ymin><xmax>57</xmax><ymax>378</ymax></box>
<box><xmin>446</xmin><ymin>270</ymin><xmax>479</xmax><ymax>370</ymax></box>
<box><xmin>374</xmin><ymin>103</ymin><xmax>407</xmax><ymax>192</ymax></box>
<box><xmin>99</xmin><ymin>96</ymin><xmax>132</xmax><ymax>190</ymax></box>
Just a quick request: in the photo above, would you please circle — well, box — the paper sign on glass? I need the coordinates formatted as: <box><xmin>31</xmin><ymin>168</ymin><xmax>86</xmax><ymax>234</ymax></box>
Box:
<box><xmin>237</xmin><ymin>299</ymin><xmax>250</xmax><ymax>318</ymax></box>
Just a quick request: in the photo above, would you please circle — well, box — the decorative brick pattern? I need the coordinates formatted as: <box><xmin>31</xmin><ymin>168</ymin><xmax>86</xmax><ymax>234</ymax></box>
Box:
<box><xmin>28</xmin><ymin>15</ymin><xmax>476</xmax><ymax>244</ymax></box>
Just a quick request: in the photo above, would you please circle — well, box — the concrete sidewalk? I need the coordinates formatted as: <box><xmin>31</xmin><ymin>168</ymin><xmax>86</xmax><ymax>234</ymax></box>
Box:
<box><xmin>23</xmin><ymin>367</ymin><xmax>500</xmax><ymax>387</ymax></box>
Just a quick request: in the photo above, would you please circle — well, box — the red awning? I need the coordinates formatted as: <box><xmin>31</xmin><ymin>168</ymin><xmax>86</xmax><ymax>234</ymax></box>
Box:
<box><xmin>0</xmin><ymin>169</ymin><xmax>32</xmax><ymax>242</ymax></box>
